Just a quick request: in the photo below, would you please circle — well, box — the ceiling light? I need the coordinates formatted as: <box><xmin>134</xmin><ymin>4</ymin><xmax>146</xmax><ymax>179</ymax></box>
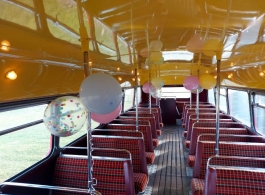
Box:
<box><xmin>259</xmin><ymin>72</ymin><xmax>264</xmax><ymax>77</ymax></box>
<box><xmin>1</xmin><ymin>40</ymin><xmax>10</xmax><ymax>51</ymax></box>
<box><xmin>118</xmin><ymin>77</ymin><xmax>122</xmax><ymax>81</ymax></box>
<box><xmin>6</xmin><ymin>70</ymin><xmax>17</xmax><ymax>80</ymax></box>
<box><xmin>117</xmin><ymin>67</ymin><xmax>120</xmax><ymax>71</ymax></box>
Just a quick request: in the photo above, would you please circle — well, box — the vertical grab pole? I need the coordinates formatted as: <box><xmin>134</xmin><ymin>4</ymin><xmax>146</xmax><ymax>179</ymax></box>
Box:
<box><xmin>196</xmin><ymin>88</ymin><xmax>199</xmax><ymax>121</ymax></box>
<box><xmin>76</xmin><ymin>0</ymin><xmax>95</xmax><ymax>193</ymax></box>
<box><xmin>190</xmin><ymin>92</ymin><xmax>192</xmax><ymax>108</ymax></box>
<box><xmin>131</xmin><ymin>0</ymin><xmax>139</xmax><ymax>130</ymax></box>
<box><xmin>215</xmin><ymin>59</ymin><xmax>221</xmax><ymax>156</ymax></box>
<box><xmin>148</xmin><ymin>74</ymin><xmax>152</xmax><ymax>114</ymax></box>
<box><xmin>135</xmin><ymin>68</ymin><xmax>139</xmax><ymax>131</ymax></box>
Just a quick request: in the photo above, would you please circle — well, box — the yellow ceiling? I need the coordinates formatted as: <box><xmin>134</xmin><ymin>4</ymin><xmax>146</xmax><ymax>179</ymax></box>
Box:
<box><xmin>1</xmin><ymin>0</ymin><xmax>265</xmax><ymax>102</ymax></box>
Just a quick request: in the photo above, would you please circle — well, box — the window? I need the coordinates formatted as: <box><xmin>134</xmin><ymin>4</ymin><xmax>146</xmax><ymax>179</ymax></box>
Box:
<box><xmin>219</xmin><ymin>88</ymin><xmax>227</xmax><ymax>113</ymax></box>
<box><xmin>162</xmin><ymin>51</ymin><xmax>194</xmax><ymax>61</ymax></box>
<box><xmin>0</xmin><ymin>104</ymin><xmax>47</xmax><ymax>131</ymax></box>
<box><xmin>123</xmin><ymin>88</ymin><xmax>134</xmax><ymax>111</ymax></box>
<box><xmin>208</xmin><ymin>88</ymin><xmax>215</xmax><ymax>105</ymax></box>
<box><xmin>0</xmin><ymin>0</ymin><xmax>37</xmax><ymax>30</ymax></box>
<box><xmin>117</xmin><ymin>36</ymin><xmax>130</xmax><ymax>64</ymax></box>
<box><xmin>0</xmin><ymin>123</ymin><xmax>51</xmax><ymax>183</ymax></box>
<box><xmin>228</xmin><ymin>89</ymin><xmax>250</xmax><ymax>126</ymax></box>
<box><xmin>254</xmin><ymin>94</ymin><xmax>265</xmax><ymax>135</ymax></box>
<box><xmin>94</xmin><ymin>18</ymin><xmax>117</xmax><ymax>57</ymax></box>
<box><xmin>44</xmin><ymin>0</ymin><xmax>91</xmax><ymax>45</ymax></box>
<box><xmin>161</xmin><ymin>87</ymin><xmax>190</xmax><ymax>98</ymax></box>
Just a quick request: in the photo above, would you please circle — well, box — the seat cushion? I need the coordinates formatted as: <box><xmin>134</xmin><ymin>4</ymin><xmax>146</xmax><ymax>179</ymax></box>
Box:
<box><xmin>133</xmin><ymin>173</ymin><xmax>148</xmax><ymax>194</ymax></box>
<box><xmin>188</xmin><ymin>155</ymin><xmax>195</xmax><ymax>167</ymax></box>
<box><xmin>159</xmin><ymin>123</ymin><xmax>164</xmax><ymax>128</ymax></box>
<box><xmin>152</xmin><ymin>139</ymin><xmax>159</xmax><ymax>147</ymax></box>
<box><xmin>183</xmin><ymin>131</ymin><xmax>187</xmax><ymax>138</ymax></box>
<box><xmin>157</xmin><ymin>129</ymin><xmax>162</xmax><ymax>136</ymax></box>
<box><xmin>146</xmin><ymin>152</ymin><xmax>155</xmax><ymax>164</ymax></box>
<box><xmin>185</xmin><ymin>140</ymin><xmax>190</xmax><ymax>149</ymax></box>
<box><xmin>191</xmin><ymin>178</ymin><xmax>204</xmax><ymax>195</ymax></box>
<box><xmin>182</xmin><ymin>124</ymin><xmax>185</xmax><ymax>128</ymax></box>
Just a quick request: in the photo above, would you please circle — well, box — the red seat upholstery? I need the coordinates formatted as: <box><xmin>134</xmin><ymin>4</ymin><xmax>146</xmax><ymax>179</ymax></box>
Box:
<box><xmin>191</xmin><ymin>178</ymin><xmax>204</xmax><ymax>195</ymax></box>
<box><xmin>185</xmin><ymin>140</ymin><xmax>190</xmax><ymax>149</ymax></box>
<box><xmin>156</xmin><ymin>129</ymin><xmax>162</xmax><ymax>136</ymax></box>
<box><xmin>186</xmin><ymin>118</ymin><xmax>234</xmax><ymax>140</ymax></box>
<box><xmin>146</xmin><ymin>152</ymin><xmax>156</xmax><ymax>164</ymax></box>
<box><xmin>91</xmin><ymin>132</ymin><xmax>148</xmax><ymax>194</ymax></box>
<box><xmin>189</xmin><ymin>127</ymin><xmax>248</xmax><ymax>155</ymax></box>
<box><xmin>119</xmin><ymin>115</ymin><xmax>158</xmax><ymax>139</ymax></box>
<box><xmin>191</xmin><ymin>137</ymin><xmax>265</xmax><ymax>195</ymax></box>
<box><xmin>188</xmin><ymin>155</ymin><xmax>195</xmax><ymax>167</ymax></box>
<box><xmin>53</xmin><ymin>148</ymin><xmax>135</xmax><ymax>195</ymax></box>
<box><xmin>106</xmin><ymin>121</ymin><xmax>154</xmax><ymax>152</ymax></box>
<box><xmin>133</xmin><ymin>173</ymin><xmax>148</xmax><ymax>193</ymax></box>
<box><xmin>204</xmin><ymin>156</ymin><xmax>265</xmax><ymax>195</ymax></box>
<box><xmin>153</xmin><ymin>139</ymin><xmax>159</xmax><ymax>147</ymax></box>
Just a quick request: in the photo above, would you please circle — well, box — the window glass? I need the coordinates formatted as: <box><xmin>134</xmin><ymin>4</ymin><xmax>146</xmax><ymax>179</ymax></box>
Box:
<box><xmin>228</xmin><ymin>89</ymin><xmax>250</xmax><ymax>126</ymax></box>
<box><xmin>137</xmin><ymin>87</ymin><xmax>141</xmax><ymax>105</ymax></box>
<box><xmin>161</xmin><ymin>87</ymin><xmax>190</xmax><ymax>98</ymax></box>
<box><xmin>0</xmin><ymin>123</ymin><xmax>51</xmax><ymax>182</ymax></box>
<box><xmin>219</xmin><ymin>95</ymin><xmax>227</xmax><ymax>113</ymax></box>
<box><xmin>16</xmin><ymin>0</ymin><xmax>34</xmax><ymax>7</ymax></box>
<box><xmin>254</xmin><ymin>94</ymin><xmax>265</xmax><ymax>135</ymax></box>
<box><xmin>60</xmin><ymin>120</ymin><xmax>99</xmax><ymax>147</ymax></box>
<box><xmin>0</xmin><ymin>0</ymin><xmax>37</xmax><ymax>30</ymax></box>
<box><xmin>97</xmin><ymin>43</ymin><xmax>117</xmax><ymax>58</ymax></box>
<box><xmin>117</xmin><ymin>36</ymin><xmax>130</xmax><ymax>64</ymax></box>
<box><xmin>44</xmin><ymin>0</ymin><xmax>91</xmax><ymax>44</ymax></box>
<box><xmin>94</xmin><ymin>18</ymin><xmax>116</xmax><ymax>51</ymax></box>
<box><xmin>0</xmin><ymin>104</ymin><xmax>47</xmax><ymax>131</ymax></box>
<box><xmin>255</xmin><ymin>94</ymin><xmax>265</xmax><ymax>106</ymax></box>
<box><xmin>123</xmin><ymin>88</ymin><xmax>134</xmax><ymax>111</ymax></box>
<box><xmin>208</xmin><ymin>88</ymin><xmax>215</xmax><ymax>105</ymax></box>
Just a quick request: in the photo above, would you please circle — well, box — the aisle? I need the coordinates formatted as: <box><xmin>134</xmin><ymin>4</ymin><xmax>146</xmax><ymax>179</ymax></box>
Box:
<box><xmin>144</xmin><ymin>125</ymin><xmax>191</xmax><ymax>195</ymax></box>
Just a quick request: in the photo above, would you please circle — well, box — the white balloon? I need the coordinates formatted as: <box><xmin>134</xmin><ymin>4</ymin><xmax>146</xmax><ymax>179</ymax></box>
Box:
<box><xmin>79</xmin><ymin>73</ymin><xmax>123</xmax><ymax>114</ymax></box>
<box><xmin>43</xmin><ymin>96</ymin><xmax>87</xmax><ymax>137</ymax></box>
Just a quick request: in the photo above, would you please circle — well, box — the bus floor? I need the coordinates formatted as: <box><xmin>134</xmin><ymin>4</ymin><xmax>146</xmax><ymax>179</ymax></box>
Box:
<box><xmin>145</xmin><ymin>124</ymin><xmax>191</xmax><ymax>195</ymax></box>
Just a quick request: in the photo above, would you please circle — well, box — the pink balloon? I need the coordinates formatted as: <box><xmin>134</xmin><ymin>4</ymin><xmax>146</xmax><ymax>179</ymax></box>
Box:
<box><xmin>91</xmin><ymin>104</ymin><xmax>122</xmax><ymax>123</ymax></box>
<box><xmin>142</xmin><ymin>82</ymin><xmax>154</xmax><ymax>93</ymax></box>
<box><xmin>183</xmin><ymin>76</ymin><xmax>199</xmax><ymax>90</ymax></box>
<box><xmin>140</xmin><ymin>48</ymin><xmax>149</xmax><ymax>58</ymax></box>
<box><xmin>186</xmin><ymin>34</ymin><xmax>204</xmax><ymax>53</ymax></box>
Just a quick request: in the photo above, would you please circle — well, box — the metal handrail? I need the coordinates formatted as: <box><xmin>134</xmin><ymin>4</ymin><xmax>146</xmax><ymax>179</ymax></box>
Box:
<box><xmin>0</xmin><ymin>119</ymin><xmax>43</xmax><ymax>136</ymax></box>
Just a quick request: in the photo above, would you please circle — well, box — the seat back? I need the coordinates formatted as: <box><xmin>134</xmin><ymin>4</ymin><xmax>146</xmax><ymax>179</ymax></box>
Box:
<box><xmin>187</xmin><ymin>119</ymin><xmax>234</xmax><ymax>139</ymax></box>
<box><xmin>53</xmin><ymin>148</ymin><xmax>135</xmax><ymax>195</ymax></box>
<box><xmin>204</xmin><ymin>156</ymin><xmax>265</xmax><ymax>195</ymax></box>
<box><xmin>105</xmin><ymin>122</ymin><xmax>154</xmax><ymax>152</ymax></box>
<box><xmin>189</xmin><ymin>127</ymin><xmax>248</xmax><ymax>154</ymax></box>
<box><xmin>193</xmin><ymin>137</ymin><xmax>265</xmax><ymax>179</ymax></box>
<box><xmin>118</xmin><ymin>115</ymin><xmax>158</xmax><ymax>139</ymax></box>
<box><xmin>91</xmin><ymin>130</ymin><xmax>148</xmax><ymax>175</ymax></box>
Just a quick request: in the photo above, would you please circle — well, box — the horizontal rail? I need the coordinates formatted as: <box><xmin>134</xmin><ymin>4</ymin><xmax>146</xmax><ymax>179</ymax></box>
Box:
<box><xmin>0</xmin><ymin>119</ymin><xmax>43</xmax><ymax>136</ymax></box>
<box><xmin>1</xmin><ymin>182</ymin><xmax>101</xmax><ymax>194</ymax></box>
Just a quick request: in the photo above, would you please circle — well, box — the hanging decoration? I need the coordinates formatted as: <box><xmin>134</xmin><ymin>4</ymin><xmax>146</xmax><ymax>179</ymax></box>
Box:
<box><xmin>43</xmin><ymin>96</ymin><xmax>87</xmax><ymax>137</ymax></box>
<box><xmin>186</xmin><ymin>34</ymin><xmax>204</xmax><ymax>53</ymax></box>
<box><xmin>91</xmin><ymin>103</ymin><xmax>122</xmax><ymax>123</ymax></box>
<box><xmin>151</xmin><ymin>77</ymin><xmax>164</xmax><ymax>89</ymax></box>
<box><xmin>183</xmin><ymin>76</ymin><xmax>199</xmax><ymax>90</ymax></box>
<box><xmin>79</xmin><ymin>73</ymin><xmax>123</xmax><ymax>114</ymax></box>
<box><xmin>191</xmin><ymin>86</ymin><xmax>203</xmax><ymax>94</ymax></box>
<box><xmin>199</xmin><ymin>74</ymin><xmax>216</xmax><ymax>89</ymax></box>
<box><xmin>142</xmin><ymin>82</ymin><xmax>154</xmax><ymax>93</ymax></box>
